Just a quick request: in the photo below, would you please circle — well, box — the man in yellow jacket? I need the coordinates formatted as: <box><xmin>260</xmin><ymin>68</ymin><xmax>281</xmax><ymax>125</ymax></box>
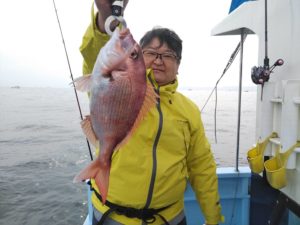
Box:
<box><xmin>79</xmin><ymin>1</ymin><xmax>224</xmax><ymax>224</ymax></box>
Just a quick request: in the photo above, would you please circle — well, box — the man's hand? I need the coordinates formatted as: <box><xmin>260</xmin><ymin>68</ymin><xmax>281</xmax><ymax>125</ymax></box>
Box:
<box><xmin>94</xmin><ymin>0</ymin><xmax>129</xmax><ymax>33</ymax></box>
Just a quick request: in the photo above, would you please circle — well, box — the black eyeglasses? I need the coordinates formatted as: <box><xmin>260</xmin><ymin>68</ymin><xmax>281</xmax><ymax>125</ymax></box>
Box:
<box><xmin>142</xmin><ymin>50</ymin><xmax>178</xmax><ymax>62</ymax></box>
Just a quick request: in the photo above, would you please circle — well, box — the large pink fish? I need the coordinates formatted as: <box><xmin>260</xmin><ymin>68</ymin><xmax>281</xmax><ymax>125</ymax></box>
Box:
<box><xmin>73</xmin><ymin>28</ymin><xmax>157</xmax><ymax>204</ymax></box>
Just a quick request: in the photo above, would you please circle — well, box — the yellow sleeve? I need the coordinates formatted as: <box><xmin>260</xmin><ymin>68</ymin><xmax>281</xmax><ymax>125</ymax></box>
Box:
<box><xmin>79</xmin><ymin>4</ymin><xmax>110</xmax><ymax>75</ymax></box>
<box><xmin>187</xmin><ymin>112</ymin><xmax>225</xmax><ymax>224</ymax></box>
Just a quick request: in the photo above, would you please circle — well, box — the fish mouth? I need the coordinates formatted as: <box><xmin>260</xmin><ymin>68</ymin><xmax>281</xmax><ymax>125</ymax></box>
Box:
<box><xmin>119</xmin><ymin>28</ymin><xmax>130</xmax><ymax>37</ymax></box>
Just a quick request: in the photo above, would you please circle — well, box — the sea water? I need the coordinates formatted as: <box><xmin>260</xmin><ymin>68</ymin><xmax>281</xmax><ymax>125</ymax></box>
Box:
<box><xmin>0</xmin><ymin>86</ymin><xmax>256</xmax><ymax>225</ymax></box>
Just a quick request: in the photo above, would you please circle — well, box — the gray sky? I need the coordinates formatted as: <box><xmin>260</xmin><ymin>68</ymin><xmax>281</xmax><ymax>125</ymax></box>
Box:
<box><xmin>0</xmin><ymin>0</ymin><xmax>258</xmax><ymax>88</ymax></box>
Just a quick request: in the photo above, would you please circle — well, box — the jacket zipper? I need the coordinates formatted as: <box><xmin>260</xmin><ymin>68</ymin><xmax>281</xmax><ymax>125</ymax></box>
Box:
<box><xmin>145</xmin><ymin>80</ymin><xmax>163</xmax><ymax>209</ymax></box>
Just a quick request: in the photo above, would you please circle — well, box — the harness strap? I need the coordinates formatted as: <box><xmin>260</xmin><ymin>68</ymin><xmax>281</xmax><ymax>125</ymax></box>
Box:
<box><xmin>88</xmin><ymin>181</ymin><xmax>170</xmax><ymax>225</ymax></box>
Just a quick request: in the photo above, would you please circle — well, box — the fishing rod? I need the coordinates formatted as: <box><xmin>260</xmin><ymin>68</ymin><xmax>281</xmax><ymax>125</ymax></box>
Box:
<box><xmin>251</xmin><ymin>0</ymin><xmax>284</xmax><ymax>100</ymax></box>
<box><xmin>52</xmin><ymin>0</ymin><xmax>93</xmax><ymax>161</ymax></box>
<box><xmin>201</xmin><ymin>34</ymin><xmax>247</xmax><ymax>143</ymax></box>
<box><xmin>201</xmin><ymin>34</ymin><xmax>247</xmax><ymax>113</ymax></box>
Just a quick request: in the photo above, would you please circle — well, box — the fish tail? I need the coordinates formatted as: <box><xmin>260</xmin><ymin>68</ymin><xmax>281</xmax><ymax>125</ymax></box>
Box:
<box><xmin>73</xmin><ymin>159</ymin><xmax>110</xmax><ymax>204</ymax></box>
<box><xmin>95</xmin><ymin>166</ymin><xmax>110</xmax><ymax>204</ymax></box>
<box><xmin>72</xmin><ymin>74</ymin><xmax>92</xmax><ymax>92</ymax></box>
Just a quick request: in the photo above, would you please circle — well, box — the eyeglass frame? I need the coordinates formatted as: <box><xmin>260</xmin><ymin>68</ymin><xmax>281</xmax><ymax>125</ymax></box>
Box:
<box><xmin>142</xmin><ymin>49</ymin><xmax>179</xmax><ymax>63</ymax></box>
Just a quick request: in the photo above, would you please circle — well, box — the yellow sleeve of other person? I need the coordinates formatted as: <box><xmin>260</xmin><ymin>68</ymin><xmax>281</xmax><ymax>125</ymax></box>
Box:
<box><xmin>79</xmin><ymin>7</ymin><xmax>224</xmax><ymax>225</ymax></box>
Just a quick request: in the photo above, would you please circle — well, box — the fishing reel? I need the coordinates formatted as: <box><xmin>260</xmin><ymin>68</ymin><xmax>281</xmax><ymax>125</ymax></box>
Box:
<box><xmin>251</xmin><ymin>58</ymin><xmax>284</xmax><ymax>84</ymax></box>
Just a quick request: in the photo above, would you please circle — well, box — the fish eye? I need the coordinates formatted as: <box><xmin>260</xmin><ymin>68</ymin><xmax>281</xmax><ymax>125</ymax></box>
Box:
<box><xmin>130</xmin><ymin>50</ymin><xmax>139</xmax><ymax>60</ymax></box>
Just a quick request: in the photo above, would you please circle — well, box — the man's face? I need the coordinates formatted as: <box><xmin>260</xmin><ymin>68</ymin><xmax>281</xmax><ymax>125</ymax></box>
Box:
<box><xmin>142</xmin><ymin>38</ymin><xmax>179</xmax><ymax>86</ymax></box>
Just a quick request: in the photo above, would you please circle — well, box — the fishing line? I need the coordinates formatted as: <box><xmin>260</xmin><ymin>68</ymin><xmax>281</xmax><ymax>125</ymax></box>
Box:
<box><xmin>52</xmin><ymin>0</ymin><xmax>93</xmax><ymax>161</ymax></box>
<box><xmin>201</xmin><ymin>35</ymin><xmax>247</xmax><ymax>142</ymax></box>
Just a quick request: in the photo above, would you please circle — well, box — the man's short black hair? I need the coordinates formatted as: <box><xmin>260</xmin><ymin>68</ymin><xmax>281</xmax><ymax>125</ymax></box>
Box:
<box><xmin>139</xmin><ymin>27</ymin><xmax>182</xmax><ymax>62</ymax></box>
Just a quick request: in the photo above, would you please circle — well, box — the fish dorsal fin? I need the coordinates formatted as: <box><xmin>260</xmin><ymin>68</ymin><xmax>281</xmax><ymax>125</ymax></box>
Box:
<box><xmin>73</xmin><ymin>74</ymin><xmax>92</xmax><ymax>92</ymax></box>
<box><xmin>115</xmin><ymin>82</ymin><xmax>159</xmax><ymax>149</ymax></box>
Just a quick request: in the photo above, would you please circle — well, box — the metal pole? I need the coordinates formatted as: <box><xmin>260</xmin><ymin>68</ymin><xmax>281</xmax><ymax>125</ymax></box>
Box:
<box><xmin>236</xmin><ymin>28</ymin><xmax>245</xmax><ymax>172</ymax></box>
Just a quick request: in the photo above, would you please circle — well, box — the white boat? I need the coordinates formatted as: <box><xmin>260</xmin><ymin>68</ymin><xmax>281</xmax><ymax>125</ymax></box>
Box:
<box><xmin>83</xmin><ymin>0</ymin><xmax>300</xmax><ymax>224</ymax></box>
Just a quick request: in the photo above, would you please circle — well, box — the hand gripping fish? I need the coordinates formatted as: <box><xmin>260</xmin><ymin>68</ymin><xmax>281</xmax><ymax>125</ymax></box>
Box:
<box><xmin>73</xmin><ymin>27</ymin><xmax>157</xmax><ymax>204</ymax></box>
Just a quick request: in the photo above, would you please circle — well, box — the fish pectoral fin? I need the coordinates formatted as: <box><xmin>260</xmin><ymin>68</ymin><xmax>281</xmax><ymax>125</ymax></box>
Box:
<box><xmin>81</xmin><ymin>116</ymin><xmax>98</xmax><ymax>147</ymax></box>
<box><xmin>72</xmin><ymin>74</ymin><xmax>92</xmax><ymax>92</ymax></box>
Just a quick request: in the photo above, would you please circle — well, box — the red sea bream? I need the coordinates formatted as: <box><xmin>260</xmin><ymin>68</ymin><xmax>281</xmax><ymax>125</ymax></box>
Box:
<box><xmin>73</xmin><ymin>27</ymin><xmax>157</xmax><ymax>204</ymax></box>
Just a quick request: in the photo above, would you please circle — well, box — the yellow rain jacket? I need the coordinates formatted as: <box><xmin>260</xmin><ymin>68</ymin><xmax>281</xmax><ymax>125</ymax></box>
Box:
<box><xmin>79</xmin><ymin>9</ymin><xmax>223</xmax><ymax>225</ymax></box>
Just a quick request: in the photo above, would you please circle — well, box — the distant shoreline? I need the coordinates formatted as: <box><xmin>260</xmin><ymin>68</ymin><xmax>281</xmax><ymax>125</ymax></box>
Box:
<box><xmin>1</xmin><ymin>85</ymin><xmax>257</xmax><ymax>92</ymax></box>
<box><xmin>179</xmin><ymin>85</ymin><xmax>257</xmax><ymax>92</ymax></box>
